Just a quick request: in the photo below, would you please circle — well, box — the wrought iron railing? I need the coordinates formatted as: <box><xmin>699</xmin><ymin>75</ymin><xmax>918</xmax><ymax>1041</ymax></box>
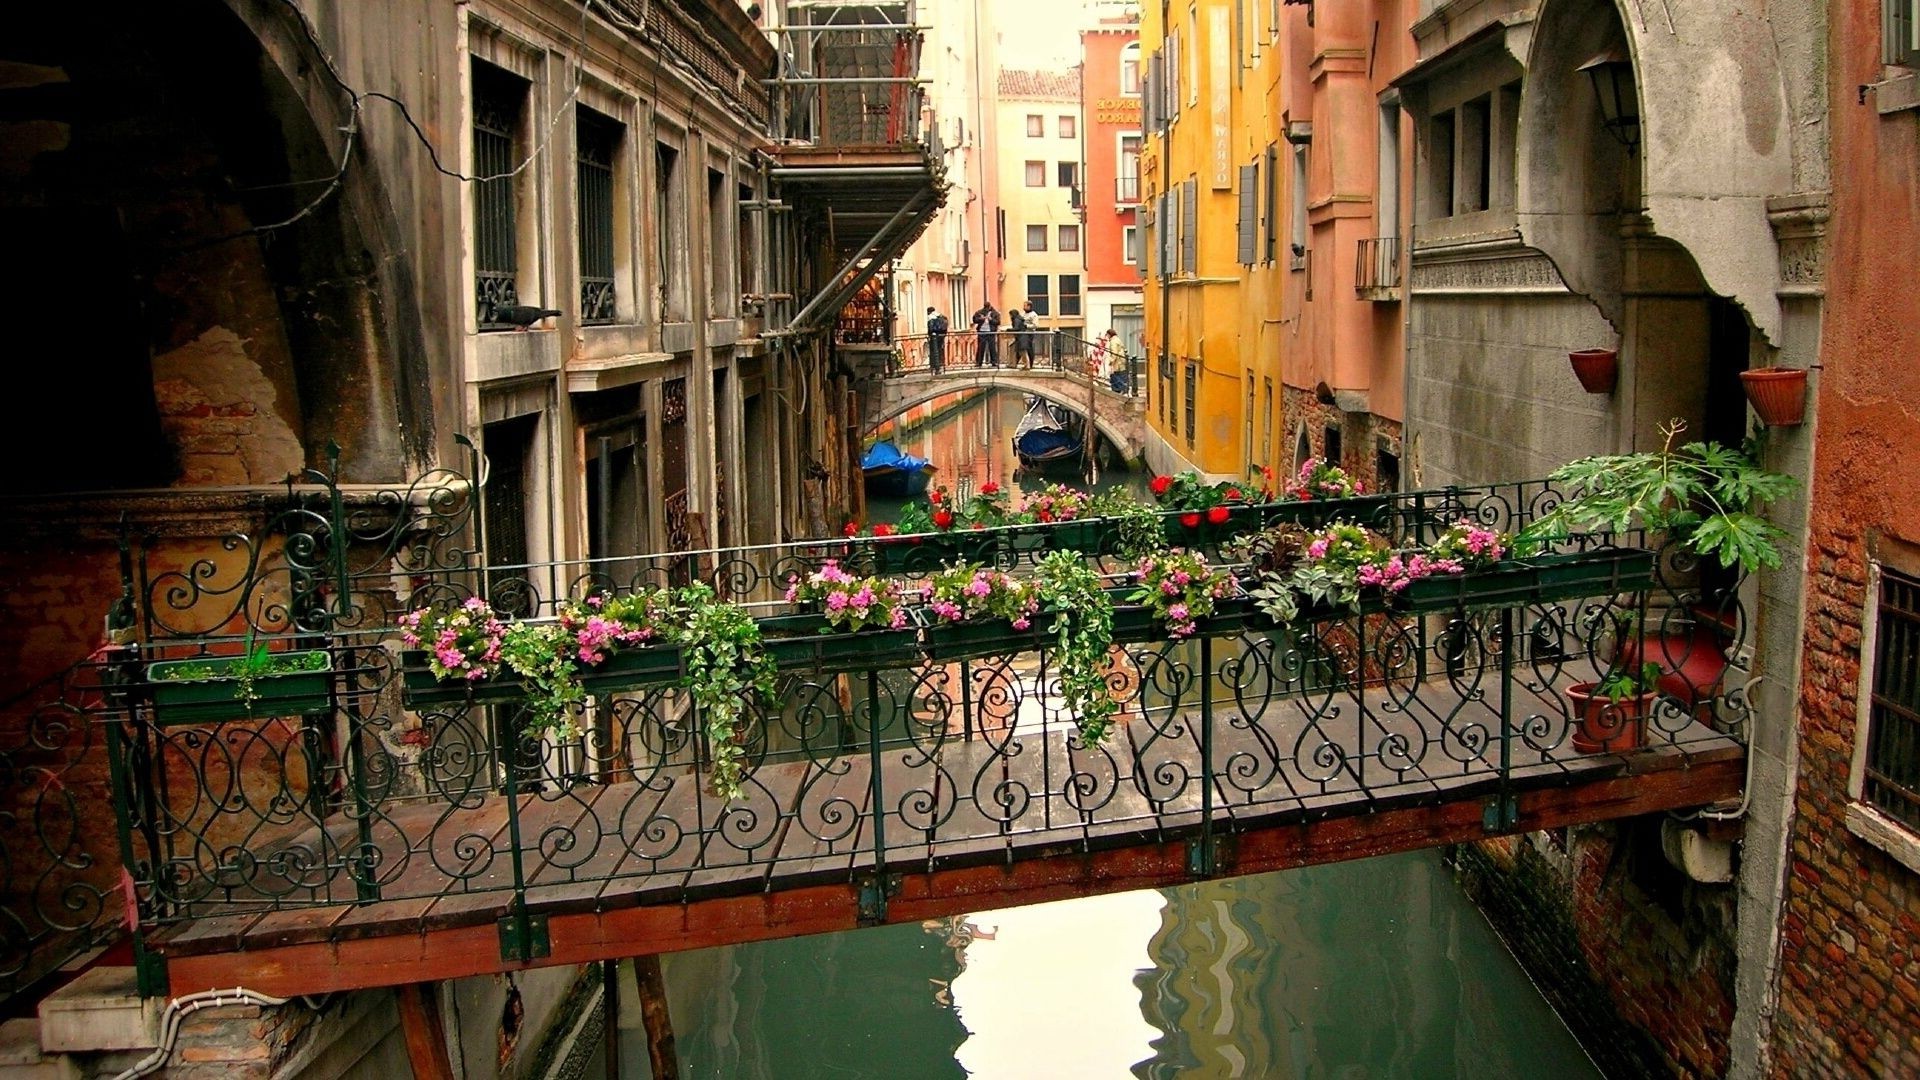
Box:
<box><xmin>1117</xmin><ymin>175</ymin><xmax>1140</xmax><ymax>204</ymax></box>
<box><xmin>886</xmin><ymin>331</ymin><xmax>1145</xmax><ymax>397</ymax></box>
<box><xmin>3</xmin><ymin>447</ymin><xmax>1756</xmax><ymax>986</ymax></box>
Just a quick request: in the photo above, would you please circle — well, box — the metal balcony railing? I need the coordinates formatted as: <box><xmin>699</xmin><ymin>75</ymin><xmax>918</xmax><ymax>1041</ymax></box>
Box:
<box><xmin>1356</xmin><ymin>236</ymin><xmax>1402</xmax><ymax>296</ymax></box>
<box><xmin>4</xmin><ymin>448</ymin><xmax>1753</xmax><ymax>987</ymax></box>
<box><xmin>1116</xmin><ymin>175</ymin><xmax>1140</xmax><ymax>204</ymax></box>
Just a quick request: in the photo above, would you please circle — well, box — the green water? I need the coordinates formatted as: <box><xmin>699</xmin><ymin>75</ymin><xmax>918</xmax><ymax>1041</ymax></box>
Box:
<box><xmin>634</xmin><ymin>851</ymin><xmax>1598</xmax><ymax>1079</ymax></box>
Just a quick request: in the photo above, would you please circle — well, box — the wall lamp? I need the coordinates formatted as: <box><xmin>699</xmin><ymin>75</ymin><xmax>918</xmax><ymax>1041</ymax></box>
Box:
<box><xmin>1578</xmin><ymin>46</ymin><xmax>1640</xmax><ymax>154</ymax></box>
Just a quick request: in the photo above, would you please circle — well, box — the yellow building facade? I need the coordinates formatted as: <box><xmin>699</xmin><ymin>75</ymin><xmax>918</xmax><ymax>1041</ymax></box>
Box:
<box><xmin>1139</xmin><ymin>2</ymin><xmax>1412</xmax><ymax>488</ymax></box>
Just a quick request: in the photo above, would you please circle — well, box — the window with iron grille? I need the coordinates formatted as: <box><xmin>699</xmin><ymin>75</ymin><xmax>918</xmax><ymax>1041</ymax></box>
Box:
<box><xmin>576</xmin><ymin>107</ymin><xmax>621</xmax><ymax>325</ymax></box>
<box><xmin>1866</xmin><ymin>567</ymin><xmax>1920</xmax><ymax>834</ymax></box>
<box><xmin>1183</xmin><ymin>363</ymin><xmax>1197</xmax><ymax>448</ymax></box>
<box><xmin>1059</xmin><ymin>274</ymin><xmax>1081</xmax><ymax>316</ymax></box>
<box><xmin>473</xmin><ymin>60</ymin><xmax>527</xmax><ymax>329</ymax></box>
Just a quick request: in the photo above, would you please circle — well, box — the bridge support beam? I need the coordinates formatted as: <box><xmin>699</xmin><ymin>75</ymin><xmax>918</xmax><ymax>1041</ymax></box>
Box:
<box><xmin>155</xmin><ymin>745</ymin><xmax>1743</xmax><ymax>999</ymax></box>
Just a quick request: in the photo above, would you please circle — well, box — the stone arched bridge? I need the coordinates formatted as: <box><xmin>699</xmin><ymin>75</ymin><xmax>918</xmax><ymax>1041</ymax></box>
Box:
<box><xmin>861</xmin><ymin>368</ymin><xmax>1148</xmax><ymax>465</ymax></box>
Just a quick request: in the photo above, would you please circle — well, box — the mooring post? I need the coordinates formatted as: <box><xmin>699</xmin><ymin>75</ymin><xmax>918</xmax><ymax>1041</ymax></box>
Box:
<box><xmin>634</xmin><ymin>954</ymin><xmax>680</xmax><ymax>1080</ymax></box>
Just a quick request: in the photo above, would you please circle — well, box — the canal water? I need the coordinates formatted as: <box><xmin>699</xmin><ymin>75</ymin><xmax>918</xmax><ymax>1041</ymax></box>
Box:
<box><xmin>609</xmin><ymin>391</ymin><xmax>1600</xmax><ymax>1078</ymax></box>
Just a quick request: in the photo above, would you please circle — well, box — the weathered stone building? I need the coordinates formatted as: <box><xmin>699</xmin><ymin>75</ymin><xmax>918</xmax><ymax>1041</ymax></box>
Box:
<box><xmin>0</xmin><ymin>0</ymin><xmax>939</xmax><ymax>1073</ymax></box>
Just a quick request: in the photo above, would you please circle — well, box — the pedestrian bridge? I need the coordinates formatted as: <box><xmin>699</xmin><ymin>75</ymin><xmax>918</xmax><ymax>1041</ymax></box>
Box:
<box><xmin>860</xmin><ymin>332</ymin><xmax>1149</xmax><ymax>464</ymax></box>
<box><xmin>3</xmin><ymin>465</ymin><xmax>1749</xmax><ymax>1004</ymax></box>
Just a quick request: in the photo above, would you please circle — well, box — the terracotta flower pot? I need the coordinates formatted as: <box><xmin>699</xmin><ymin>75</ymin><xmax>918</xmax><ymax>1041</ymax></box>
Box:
<box><xmin>1568</xmin><ymin>349</ymin><xmax>1618</xmax><ymax>394</ymax></box>
<box><xmin>1739</xmin><ymin>367</ymin><xmax>1807</xmax><ymax>426</ymax></box>
<box><xmin>1564</xmin><ymin>681</ymin><xmax>1654</xmax><ymax>753</ymax></box>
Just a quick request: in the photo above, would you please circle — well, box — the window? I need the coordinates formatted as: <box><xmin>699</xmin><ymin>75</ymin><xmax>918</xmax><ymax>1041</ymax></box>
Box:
<box><xmin>1058</xmin><ymin>161</ymin><xmax>1079</xmax><ymax>188</ymax></box>
<box><xmin>1059</xmin><ymin>274</ymin><xmax>1081</xmax><ymax>316</ymax></box>
<box><xmin>1290</xmin><ymin>145</ymin><xmax>1308</xmax><ymax>265</ymax></box>
<box><xmin>707</xmin><ymin>166</ymin><xmax>732</xmax><ymax>311</ymax></box>
<box><xmin>1863</xmin><ymin>566</ymin><xmax>1920</xmax><ymax>835</ymax></box>
<box><xmin>1027</xmin><ymin>114</ymin><xmax>1045</xmax><ymax>137</ymax></box>
<box><xmin>473</xmin><ymin>59</ymin><xmax>528</xmax><ymax>329</ymax></box>
<box><xmin>1244</xmin><ymin>379</ymin><xmax>1255</xmax><ymax>475</ymax></box>
<box><xmin>1495</xmin><ymin>83</ymin><xmax>1521</xmax><ymax>210</ymax></box>
<box><xmin>1424</xmin><ymin>111</ymin><xmax>1456</xmax><ymax>222</ymax></box>
<box><xmin>1323</xmin><ymin>425</ymin><xmax>1342</xmax><ymax>468</ymax></box>
<box><xmin>1166</xmin><ymin>29</ymin><xmax>1182</xmax><ymax>125</ymax></box>
<box><xmin>1183</xmin><ymin>363</ymin><xmax>1197</xmax><ymax>448</ymax></box>
<box><xmin>576</xmin><ymin>107</ymin><xmax>621</xmax><ymax>325</ymax></box>
<box><xmin>1059</xmin><ymin>115</ymin><xmax>1076</xmax><ymax>138</ymax></box>
<box><xmin>1236</xmin><ymin>162</ymin><xmax>1257</xmax><ymax>265</ymax></box>
<box><xmin>1058</xmin><ymin>225</ymin><xmax>1080</xmax><ymax>252</ymax></box>
<box><xmin>1887</xmin><ymin>0</ymin><xmax>1918</xmax><ymax>66</ymax></box>
<box><xmin>737</xmin><ymin>181</ymin><xmax>756</xmax><ymax>300</ymax></box>
<box><xmin>1118</xmin><ymin>134</ymin><xmax>1142</xmax><ymax>203</ymax></box>
<box><xmin>1026</xmin><ymin>274</ymin><xmax>1050</xmax><ymax>315</ymax></box>
<box><xmin>655</xmin><ymin>141</ymin><xmax>688</xmax><ymax>321</ymax></box>
<box><xmin>1123</xmin><ymin>225</ymin><xmax>1140</xmax><ymax>265</ymax></box>
<box><xmin>1121</xmin><ymin>44</ymin><xmax>1141</xmax><ymax>95</ymax></box>
<box><xmin>1025</xmin><ymin>160</ymin><xmax>1046</xmax><ymax>187</ymax></box>
<box><xmin>1377</xmin><ymin>100</ymin><xmax>1401</xmax><ymax>240</ymax></box>
<box><xmin>1261</xmin><ymin>379</ymin><xmax>1274</xmax><ymax>464</ymax></box>
<box><xmin>1026</xmin><ymin>224</ymin><xmax>1049</xmax><ymax>251</ymax></box>
<box><xmin>1459</xmin><ymin>95</ymin><xmax>1492</xmax><ymax>214</ymax></box>
<box><xmin>1181</xmin><ymin>178</ymin><xmax>1197</xmax><ymax>273</ymax></box>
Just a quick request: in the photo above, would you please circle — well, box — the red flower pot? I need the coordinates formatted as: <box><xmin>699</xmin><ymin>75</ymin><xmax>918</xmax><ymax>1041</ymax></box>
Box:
<box><xmin>1568</xmin><ymin>349</ymin><xmax>1618</xmax><ymax>394</ymax></box>
<box><xmin>1739</xmin><ymin>367</ymin><xmax>1807</xmax><ymax>426</ymax></box>
<box><xmin>1565</xmin><ymin>682</ymin><xmax>1654</xmax><ymax>753</ymax></box>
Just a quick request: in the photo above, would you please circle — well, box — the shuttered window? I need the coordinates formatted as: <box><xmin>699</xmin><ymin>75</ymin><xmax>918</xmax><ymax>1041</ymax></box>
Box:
<box><xmin>1180</xmin><ymin>179</ymin><xmax>1198</xmax><ymax>273</ymax></box>
<box><xmin>1237</xmin><ymin>163</ymin><xmax>1258</xmax><ymax>265</ymax></box>
<box><xmin>1159</xmin><ymin>191</ymin><xmax>1175</xmax><ymax>281</ymax></box>
<box><xmin>1263</xmin><ymin>143</ymin><xmax>1279</xmax><ymax>262</ymax></box>
<box><xmin>1144</xmin><ymin>55</ymin><xmax>1161</xmax><ymax>133</ymax></box>
<box><xmin>1889</xmin><ymin>0</ymin><xmax>1919</xmax><ymax>66</ymax></box>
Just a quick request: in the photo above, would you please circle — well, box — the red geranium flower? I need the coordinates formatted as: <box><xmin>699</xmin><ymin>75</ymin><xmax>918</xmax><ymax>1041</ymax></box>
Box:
<box><xmin>928</xmin><ymin>489</ymin><xmax>943</xmax><ymax>504</ymax></box>
<box><xmin>1225</xmin><ymin>487</ymin><xmax>1244</xmax><ymax>502</ymax></box>
<box><xmin>873</xmin><ymin>522</ymin><xmax>895</xmax><ymax>537</ymax></box>
<box><xmin>971</xmin><ymin>522</ymin><xmax>986</xmax><ymax>530</ymax></box>
<box><xmin>844</xmin><ymin>522</ymin><xmax>860</xmax><ymax>537</ymax></box>
<box><xmin>933</xmin><ymin>509</ymin><xmax>955</xmax><ymax>529</ymax></box>
<box><xmin>1206</xmin><ymin>505</ymin><xmax>1230</xmax><ymax>525</ymax></box>
<box><xmin>1180</xmin><ymin>512</ymin><xmax>1201</xmax><ymax>529</ymax></box>
<box><xmin>981</xmin><ymin>481</ymin><xmax>1000</xmax><ymax>495</ymax></box>
<box><xmin>1150</xmin><ymin>475</ymin><xmax>1173</xmax><ymax>496</ymax></box>
<box><xmin>1037</xmin><ymin>509</ymin><xmax>1053</xmax><ymax>522</ymax></box>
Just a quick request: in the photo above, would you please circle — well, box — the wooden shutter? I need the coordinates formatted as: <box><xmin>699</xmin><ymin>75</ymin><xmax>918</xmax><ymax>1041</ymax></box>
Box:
<box><xmin>1181</xmin><ymin>180</ymin><xmax>1198</xmax><ymax>273</ymax></box>
<box><xmin>1237</xmin><ymin>163</ymin><xmax>1257</xmax><ymax>265</ymax></box>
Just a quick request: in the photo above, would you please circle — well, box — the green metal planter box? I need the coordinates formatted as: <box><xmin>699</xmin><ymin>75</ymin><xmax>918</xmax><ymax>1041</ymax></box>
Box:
<box><xmin>400</xmin><ymin>650</ymin><xmax>524</xmax><ymax>708</ymax></box>
<box><xmin>1197</xmin><ymin>596</ymin><xmax>1277</xmax><ymax>639</ymax></box>
<box><xmin>860</xmin><ymin>532</ymin><xmax>1002</xmax><ymax>575</ymax></box>
<box><xmin>1045</xmin><ymin>519</ymin><xmax>1116</xmax><ymax>556</ymax></box>
<box><xmin>921</xmin><ymin>616</ymin><xmax>1048</xmax><ymax>662</ymax></box>
<box><xmin>1400</xmin><ymin>548</ymin><xmax>1657</xmax><ymax>613</ymax></box>
<box><xmin>576</xmin><ymin>644</ymin><xmax>684</xmax><ymax>694</ymax></box>
<box><xmin>758</xmin><ymin>613</ymin><xmax>926</xmax><ymax>671</ymax></box>
<box><xmin>1260</xmin><ymin>493</ymin><xmax>1396</xmax><ymax>531</ymax></box>
<box><xmin>1106</xmin><ymin>587</ymin><xmax>1159</xmax><ymax>645</ymax></box>
<box><xmin>1159</xmin><ymin>505</ymin><xmax>1263</xmax><ymax>548</ymax></box>
<box><xmin>146</xmin><ymin>651</ymin><xmax>333</xmax><ymax>724</ymax></box>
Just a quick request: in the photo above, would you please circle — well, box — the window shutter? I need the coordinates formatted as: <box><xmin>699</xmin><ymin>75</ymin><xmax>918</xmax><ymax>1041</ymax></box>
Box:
<box><xmin>1237</xmin><ymin>164</ymin><xmax>1257</xmax><ymax>265</ymax></box>
<box><xmin>1181</xmin><ymin>180</ymin><xmax>1198</xmax><ymax>273</ymax></box>
<box><xmin>1145</xmin><ymin>56</ymin><xmax>1161</xmax><ymax>133</ymax></box>
<box><xmin>1160</xmin><ymin>192</ymin><xmax>1175</xmax><ymax>280</ymax></box>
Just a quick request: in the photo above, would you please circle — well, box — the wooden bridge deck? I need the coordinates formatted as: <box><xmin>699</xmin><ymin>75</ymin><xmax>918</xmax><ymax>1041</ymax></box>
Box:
<box><xmin>148</xmin><ymin>680</ymin><xmax>1745</xmax><ymax>997</ymax></box>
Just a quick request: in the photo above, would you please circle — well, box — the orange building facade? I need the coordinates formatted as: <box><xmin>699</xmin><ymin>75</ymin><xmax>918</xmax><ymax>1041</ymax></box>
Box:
<box><xmin>1078</xmin><ymin>21</ymin><xmax>1145</xmax><ymax>360</ymax></box>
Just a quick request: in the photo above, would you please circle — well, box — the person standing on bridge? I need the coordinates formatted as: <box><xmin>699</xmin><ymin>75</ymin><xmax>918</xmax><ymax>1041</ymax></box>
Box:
<box><xmin>973</xmin><ymin>303</ymin><xmax>1001</xmax><ymax>368</ymax></box>
<box><xmin>1013</xmin><ymin>301</ymin><xmax>1039</xmax><ymax>369</ymax></box>
<box><xmin>926</xmin><ymin>306</ymin><xmax>948</xmax><ymax>373</ymax></box>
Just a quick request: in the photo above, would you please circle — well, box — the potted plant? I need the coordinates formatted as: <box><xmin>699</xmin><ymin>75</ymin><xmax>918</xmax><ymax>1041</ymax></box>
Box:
<box><xmin>1569</xmin><ymin>348</ymin><xmax>1618</xmax><ymax>394</ymax></box>
<box><xmin>399</xmin><ymin>596</ymin><xmax>514</xmax><ymax>706</ymax></box>
<box><xmin>919</xmin><ymin>563</ymin><xmax>1043</xmax><ymax>661</ymax></box>
<box><xmin>146</xmin><ymin>643</ymin><xmax>333</xmax><ymax>724</ymax></box>
<box><xmin>1148</xmin><ymin>472</ymin><xmax>1260</xmax><ymax>543</ymax></box>
<box><xmin>1739</xmin><ymin>367</ymin><xmax>1808</xmax><ymax>427</ymax></box>
<box><xmin>1033</xmin><ymin>551</ymin><xmax>1119</xmax><ymax>747</ymax></box>
<box><xmin>1515</xmin><ymin>418</ymin><xmax>1799</xmax><ymax>576</ymax></box>
<box><xmin>1565</xmin><ymin>661</ymin><xmax>1662</xmax><ymax>753</ymax></box>
<box><xmin>1268</xmin><ymin>458</ymin><xmax>1392</xmax><ymax>529</ymax></box>
<box><xmin>771</xmin><ymin>560</ymin><xmax>921</xmax><ymax>669</ymax></box>
<box><xmin>1126</xmin><ymin>550</ymin><xmax>1236</xmax><ymax>640</ymax></box>
<box><xmin>560</xmin><ymin>587</ymin><xmax>686</xmax><ymax>695</ymax></box>
<box><xmin>676</xmin><ymin>582</ymin><xmax>778</xmax><ymax>800</ymax></box>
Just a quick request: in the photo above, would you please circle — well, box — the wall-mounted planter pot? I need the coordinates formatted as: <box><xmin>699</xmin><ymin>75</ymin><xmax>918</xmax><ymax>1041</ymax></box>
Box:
<box><xmin>147</xmin><ymin>651</ymin><xmax>333</xmax><ymax>725</ymax></box>
<box><xmin>1569</xmin><ymin>349</ymin><xmax>1619</xmax><ymax>394</ymax></box>
<box><xmin>1739</xmin><ymin>367</ymin><xmax>1807</xmax><ymax>426</ymax></box>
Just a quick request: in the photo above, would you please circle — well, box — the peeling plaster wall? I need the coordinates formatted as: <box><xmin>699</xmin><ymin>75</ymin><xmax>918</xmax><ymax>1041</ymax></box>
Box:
<box><xmin>153</xmin><ymin>328</ymin><xmax>305</xmax><ymax>486</ymax></box>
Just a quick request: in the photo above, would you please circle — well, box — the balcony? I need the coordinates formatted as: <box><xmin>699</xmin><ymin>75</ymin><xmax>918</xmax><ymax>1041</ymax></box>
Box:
<box><xmin>1116</xmin><ymin>175</ymin><xmax>1140</xmax><ymax>205</ymax></box>
<box><xmin>1</xmin><ymin>457</ymin><xmax>1749</xmax><ymax>998</ymax></box>
<box><xmin>1356</xmin><ymin>236</ymin><xmax>1403</xmax><ymax>301</ymax></box>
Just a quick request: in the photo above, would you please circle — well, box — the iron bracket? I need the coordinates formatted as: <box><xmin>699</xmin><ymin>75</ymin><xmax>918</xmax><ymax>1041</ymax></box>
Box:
<box><xmin>498</xmin><ymin>910</ymin><xmax>551</xmax><ymax>963</ymax></box>
<box><xmin>133</xmin><ymin>937</ymin><xmax>169</xmax><ymax>998</ymax></box>
<box><xmin>1482</xmin><ymin>794</ymin><xmax>1521</xmax><ymax>833</ymax></box>
<box><xmin>1186</xmin><ymin>835</ymin><xmax>1234</xmax><ymax>879</ymax></box>
<box><xmin>856</xmin><ymin>873</ymin><xmax>901</xmax><ymax>925</ymax></box>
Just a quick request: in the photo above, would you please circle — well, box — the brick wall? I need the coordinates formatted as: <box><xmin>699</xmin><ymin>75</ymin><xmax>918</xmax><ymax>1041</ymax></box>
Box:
<box><xmin>1769</xmin><ymin>522</ymin><xmax>1920</xmax><ymax>1078</ymax></box>
<box><xmin>1452</xmin><ymin>826</ymin><xmax>1738</xmax><ymax>1078</ymax></box>
<box><xmin>1278</xmin><ymin>387</ymin><xmax>1403</xmax><ymax>494</ymax></box>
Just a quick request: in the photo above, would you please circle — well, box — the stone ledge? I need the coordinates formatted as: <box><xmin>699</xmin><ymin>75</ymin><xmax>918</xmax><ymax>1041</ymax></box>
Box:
<box><xmin>1844</xmin><ymin>802</ymin><xmax>1920</xmax><ymax>877</ymax></box>
<box><xmin>37</xmin><ymin>967</ymin><xmax>161</xmax><ymax>1053</ymax></box>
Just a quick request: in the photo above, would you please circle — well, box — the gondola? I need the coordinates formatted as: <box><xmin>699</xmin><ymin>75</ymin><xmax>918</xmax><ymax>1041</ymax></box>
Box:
<box><xmin>861</xmin><ymin>440</ymin><xmax>937</xmax><ymax>497</ymax></box>
<box><xmin>1011</xmin><ymin>398</ymin><xmax>1084</xmax><ymax>471</ymax></box>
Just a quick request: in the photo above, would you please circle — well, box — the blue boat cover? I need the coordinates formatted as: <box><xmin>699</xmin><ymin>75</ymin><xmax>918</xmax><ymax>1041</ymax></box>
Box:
<box><xmin>861</xmin><ymin>440</ymin><xmax>931</xmax><ymax>474</ymax></box>
<box><xmin>1015</xmin><ymin>426</ymin><xmax>1081</xmax><ymax>460</ymax></box>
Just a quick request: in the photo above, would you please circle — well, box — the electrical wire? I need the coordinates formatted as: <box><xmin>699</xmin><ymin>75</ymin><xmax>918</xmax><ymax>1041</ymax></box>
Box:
<box><xmin>110</xmin><ymin>987</ymin><xmax>294</xmax><ymax>1080</ymax></box>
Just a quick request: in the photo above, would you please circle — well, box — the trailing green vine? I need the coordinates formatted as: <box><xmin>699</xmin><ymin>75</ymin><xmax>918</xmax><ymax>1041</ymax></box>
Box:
<box><xmin>675</xmin><ymin>582</ymin><xmax>778</xmax><ymax>801</ymax></box>
<box><xmin>1034</xmin><ymin>551</ymin><xmax>1118</xmax><ymax>746</ymax></box>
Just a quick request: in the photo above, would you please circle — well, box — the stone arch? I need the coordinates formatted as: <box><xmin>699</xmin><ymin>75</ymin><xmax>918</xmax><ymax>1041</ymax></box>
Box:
<box><xmin>1517</xmin><ymin>0</ymin><xmax>1799</xmax><ymax>347</ymax></box>
<box><xmin>864</xmin><ymin>380</ymin><xmax>1142</xmax><ymax>462</ymax></box>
